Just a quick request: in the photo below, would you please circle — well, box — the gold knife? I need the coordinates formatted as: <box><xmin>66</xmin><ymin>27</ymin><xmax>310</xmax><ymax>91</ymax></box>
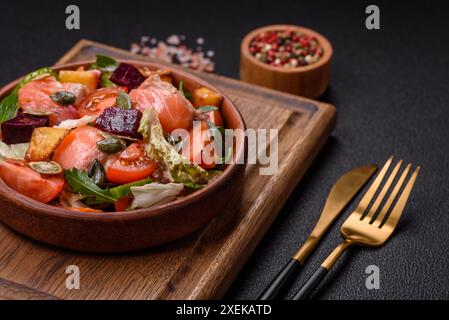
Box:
<box><xmin>257</xmin><ymin>164</ymin><xmax>377</xmax><ymax>300</ymax></box>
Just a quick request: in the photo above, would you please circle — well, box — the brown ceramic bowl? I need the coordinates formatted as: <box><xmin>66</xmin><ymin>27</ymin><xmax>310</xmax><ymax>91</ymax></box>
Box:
<box><xmin>240</xmin><ymin>24</ymin><xmax>332</xmax><ymax>98</ymax></box>
<box><xmin>0</xmin><ymin>60</ymin><xmax>246</xmax><ymax>252</ymax></box>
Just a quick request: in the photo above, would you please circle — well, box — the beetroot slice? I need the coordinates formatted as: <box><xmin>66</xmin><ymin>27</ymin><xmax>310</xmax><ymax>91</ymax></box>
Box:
<box><xmin>95</xmin><ymin>107</ymin><xmax>143</xmax><ymax>139</ymax></box>
<box><xmin>1</xmin><ymin>113</ymin><xmax>49</xmax><ymax>144</ymax></box>
<box><xmin>109</xmin><ymin>63</ymin><xmax>145</xmax><ymax>89</ymax></box>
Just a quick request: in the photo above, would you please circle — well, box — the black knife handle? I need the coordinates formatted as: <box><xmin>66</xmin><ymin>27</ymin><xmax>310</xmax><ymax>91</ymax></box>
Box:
<box><xmin>257</xmin><ymin>259</ymin><xmax>302</xmax><ymax>300</ymax></box>
<box><xmin>291</xmin><ymin>266</ymin><xmax>329</xmax><ymax>300</ymax></box>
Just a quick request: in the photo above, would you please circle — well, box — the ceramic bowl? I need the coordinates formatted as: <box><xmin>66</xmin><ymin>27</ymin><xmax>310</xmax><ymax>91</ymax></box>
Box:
<box><xmin>0</xmin><ymin>60</ymin><xmax>246</xmax><ymax>252</ymax></box>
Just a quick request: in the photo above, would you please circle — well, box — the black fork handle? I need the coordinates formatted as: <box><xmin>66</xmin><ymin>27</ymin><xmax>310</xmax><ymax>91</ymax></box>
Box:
<box><xmin>291</xmin><ymin>266</ymin><xmax>329</xmax><ymax>300</ymax></box>
<box><xmin>257</xmin><ymin>259</ymin><xmax>301</xmax><ymax>300</ymax></box>
<box><xmin>292</xmin><ymin>241</ymin><xmax>351</xmax><ymax>300</ymax></box>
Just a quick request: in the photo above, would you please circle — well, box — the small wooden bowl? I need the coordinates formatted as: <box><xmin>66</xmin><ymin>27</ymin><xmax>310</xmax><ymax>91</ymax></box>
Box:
<box><xmin>0</xmin><ymin>60</ymin><xmax>246</xmax><ymax>252</ymax></box>
<box><xmin>240</xmin><ymin>24</ymin><xmax>332</xmax><ymax>98</ymax></box>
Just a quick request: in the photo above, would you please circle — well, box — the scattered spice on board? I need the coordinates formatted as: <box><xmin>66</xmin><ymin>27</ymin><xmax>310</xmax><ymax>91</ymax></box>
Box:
<box><xmin>130</xmin><ymin>35</ymin><xmax>216</xmax><ymax>72</ymax></box>
<box><xmin>249</xmin><ymin>29</ymin><xmax>324</xmax><ymax>68</ymax></box>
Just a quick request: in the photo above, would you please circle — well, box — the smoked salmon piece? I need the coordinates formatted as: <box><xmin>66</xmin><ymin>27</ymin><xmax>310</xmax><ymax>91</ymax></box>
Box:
<box><xmin>18</xmin><ymin>76</ymin><xmax>81</xmax><ymax>126</ymax></box>
<box><xmin>52</xmin><ymin>125</ymin><xmax>109</xmax><ymax>171</ymax></box>
<box><xmin>129</xmin><ymin>75</ymin><xmax>194</xmax><ymax>134</ymax></box>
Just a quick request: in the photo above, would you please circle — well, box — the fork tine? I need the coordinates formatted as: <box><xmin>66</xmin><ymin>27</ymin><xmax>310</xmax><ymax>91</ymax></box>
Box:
<box><xmin>355</xmin><ymin>156</ymin><xmax>394</xmax><ymax>218</ymax></box>
<box><xmin>381</xmin><ymin>166</ymin><xmax>420</xmax><ymax>229</ymax></box>
<box><xmin>375</xmin><ymin>163</ymin><xmax>411</xmax><ymax>226</ymax></box>
<box><xmin>365</xmin><ymin>160</ymin><xmax>403</xmax><ymax>221</ymax></box>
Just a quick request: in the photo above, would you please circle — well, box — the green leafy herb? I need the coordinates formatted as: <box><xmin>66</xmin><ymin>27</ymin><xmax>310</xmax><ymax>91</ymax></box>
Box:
<box><xmin>0</xmin><ymin>67</ymin><xmax>57</xmax><ymax>123</ymax></box>
<box><xmin>0</xmin><ymin>94</ymin><xmax>19</xmax><ymax>123</ymax></box>
<box><xmin>90</xmin><ymin>55</ymin><xmax>118</xmax><ymax>88</ymax></box>
<box><xmin>115</xmin><ymin>91</ymin><xmax>132</xmax><ymax>109</ymax></box>
<box><xmin>64</xmin><ymin>168</ymin><xmax>117</xmax><ymax>203</ymax></box>
<box><xmin>96</xmin><ymin>133</ymin><xmax>127</xmax><ymax>154</ymax></box>
<box><xmin>198</xmin><ymin>106</ymin><xmax>219</xmax><ymax>113</ymax></box>
<box><xmin>182</xmin><ymin>181</ymin><xmax>206</xmax><ymax>189</ymax></box>
<box><xmin>178</xmin><ymin>80</ymin><xmax>193</xmax><ymax>101</ymax></box>
<box><xmin>109</xmin><ymin>178</ymin><xmax>152</xmax><ymax>199</ymax></box>
<box><xmin>50</xmin><ymin>91</ymin><xmax>76</xmax><ymax>105</ymax></box>
<box><xmin>90</xmin><ymin>55</ymin><xmax>118</xmax><ymax>72</ymax></box>
<box><xmin>100</xmin><ymin>72</ymin><xmax>115</xmax><ymax>88</ymax></box>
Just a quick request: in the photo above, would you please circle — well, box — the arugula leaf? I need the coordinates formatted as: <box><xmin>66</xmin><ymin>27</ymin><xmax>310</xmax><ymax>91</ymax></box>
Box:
<box><xmin>90</xmin><ymin>55</ymin><xmax>118</xmax><ymax>72</ymax></box>
<box><xmin>0</xmin><ymin>67</ymin><xmax>57</xmax><ymax>123</ymax></box>
<box><xmin>178</xmin><ymin>80</ymin><xmax>193</xmax><ymax>101</ymax></box>
<box><xmin>198</xmin><ymin>106</ymin><xmax>219</xmax><ymax>113</ymax></box>
<box><xmin>64</xmin><ymin>168</ymin><xmax>117</xmax><ymax>203</ymax></box>
<box><xmin>109</xmin><ymin>178</ymin><xmax>152</xmax><ymax>199</ymax></box>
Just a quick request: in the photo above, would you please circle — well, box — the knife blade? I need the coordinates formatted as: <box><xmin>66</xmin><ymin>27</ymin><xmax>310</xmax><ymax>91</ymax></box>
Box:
<box><xmin>258</xmin><ymin>164</ymin><xmax>377</xmax><ymax>300</ymax></box>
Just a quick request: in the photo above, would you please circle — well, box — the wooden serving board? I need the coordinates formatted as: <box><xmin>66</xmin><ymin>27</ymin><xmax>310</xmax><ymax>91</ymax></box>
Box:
<box><xmin>0</xmin><ymin>40</ymin><xmax>336</xmax><ymax>300</ymax></box>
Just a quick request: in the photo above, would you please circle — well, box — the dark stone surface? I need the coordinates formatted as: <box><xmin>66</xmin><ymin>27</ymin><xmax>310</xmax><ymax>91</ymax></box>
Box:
<box><xmin>1</xmin><ymin>0</ymin><xmax>448</xmax><ymax>299</ymax></box>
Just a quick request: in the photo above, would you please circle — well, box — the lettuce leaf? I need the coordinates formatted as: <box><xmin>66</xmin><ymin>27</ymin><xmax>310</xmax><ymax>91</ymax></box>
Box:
<box><xmin>55</xmin><ymin>115</ymin><xmax>97</xmax><ymax>129</ymax></box>
<box><xmin>130</xmin><ymin>182</ymin><xmax>183</xmax><ymax>209</ymax></box>
<box><xmin>0</xmin><ymin>141</ymin><xmax>29</xmax><ymax>160</ymax></box>
<box><xmin>138</xmin><ymin>108</ymin><xmax>207</xmax><ymax>184</ymax></box>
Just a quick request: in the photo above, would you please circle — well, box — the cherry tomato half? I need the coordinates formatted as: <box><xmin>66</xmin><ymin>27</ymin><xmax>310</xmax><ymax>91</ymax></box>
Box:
<box><xmin>0</xmin><ymin>159</ymin><xmax>64</xmax><ymax>203</ymax></box>
<box><xmin>106</xmin><ymin>142</ymin><xmax>158</xmax><ymax>184</ymax></box>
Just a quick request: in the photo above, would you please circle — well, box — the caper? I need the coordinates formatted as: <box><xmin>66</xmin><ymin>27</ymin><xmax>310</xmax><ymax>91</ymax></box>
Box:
<box><xmin>96</xmin><ymin>133</ymin><xmax>127</xmax><ymax>154</ymax></box>
<box><xmin>50</xmin><ymin>91</ymin><xmax>77</xmax><ymax>105</ymax></box>
<box><xmin>29</xmin><ymin>161</ymin><xmax>62</xmax><ymax>175</ymax></box>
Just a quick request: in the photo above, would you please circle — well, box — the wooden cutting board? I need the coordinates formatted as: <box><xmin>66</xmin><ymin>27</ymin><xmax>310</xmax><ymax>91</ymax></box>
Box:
<box><xmin>0</xmin><ymin>40</ymin><xmax>336</xmax><ymax>300</ymax></box>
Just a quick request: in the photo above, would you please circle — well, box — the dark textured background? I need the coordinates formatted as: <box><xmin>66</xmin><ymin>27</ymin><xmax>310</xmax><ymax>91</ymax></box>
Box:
<box><xmin>0</xmin><ymin>0</ymin><xmax>448</xmax><ymax>300</ymax></box>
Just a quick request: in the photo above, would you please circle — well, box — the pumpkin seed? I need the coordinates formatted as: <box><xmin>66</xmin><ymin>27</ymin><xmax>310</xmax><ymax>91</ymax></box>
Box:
<box><xmin>87</xmin><ymin>159</ymin><xmax>106</xmax><ymax>186</ymax></box>
<box><xmin>50</xmin><ymin>91</ymin><xmax>77</xmax><ymax>105</ymax></box>
<box><xmin>96</xmin><ymin>133</ymin><xmax>127</xmax><ymax>153</ymax></box>
<box><xmin>29</xmin><ymin>161</ymin><xmax>62</xmax><ymax>175</ymax></box>
<box><xmin>115</xmin><ymin>91</ymin><xmax>132</xmax><ymax>109</ymax></box>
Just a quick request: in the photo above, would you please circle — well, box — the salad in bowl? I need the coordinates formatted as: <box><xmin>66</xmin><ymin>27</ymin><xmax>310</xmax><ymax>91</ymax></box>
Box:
<box><xmin>0</xmin><ymin>55</ymin><xmax>230</xmax><ymax>214</ymax></box>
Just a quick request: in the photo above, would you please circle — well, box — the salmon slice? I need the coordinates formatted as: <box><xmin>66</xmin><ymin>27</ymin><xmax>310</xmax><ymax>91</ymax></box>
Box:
<box><xmin>52</xmin><ymin>125</ymin><xmax>109</xmax><ymax>171</ymax></box>
<box><xmin>62</xmin><ymin>82</ymin><xmax>89</xmax><ymax>104</ymax></box>
<box><xmin>18</xmin><ymin>76</ymin><xmax>81</xmax><ymax>126</ymax></box>
<box><xmin>129</xmin><ymin>75</ymin><xmax>194</xmax><ymax>134</ymax></box>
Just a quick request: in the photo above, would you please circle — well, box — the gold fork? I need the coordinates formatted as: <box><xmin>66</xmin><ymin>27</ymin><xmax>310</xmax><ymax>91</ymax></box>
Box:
<box><xmin>292</xmin><ymin>156</ymin><xmax>420</xmax><ymax>300</ymax></box>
